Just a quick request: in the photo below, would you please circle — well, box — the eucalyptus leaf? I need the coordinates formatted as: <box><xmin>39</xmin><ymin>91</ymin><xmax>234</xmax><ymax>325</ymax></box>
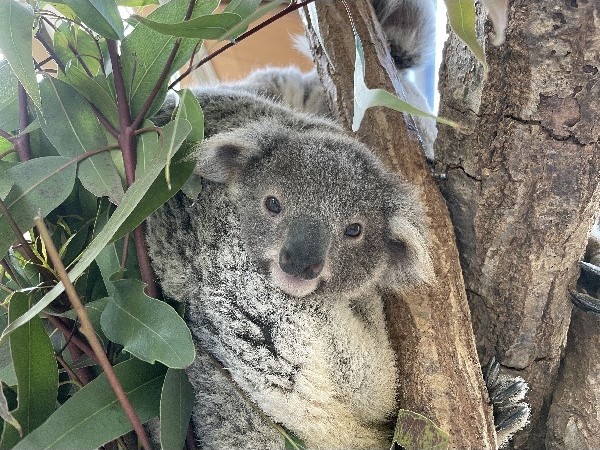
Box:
<box><xmin>38</xmin><ymin>76</ymin><xmax>123</xmax><ymax>203</ymax></box>
<box><xmin>0</xmin><ymin>156</ymin><xmax>77</xmax><ymax>259</ymax></box>
<box><xmin>0</xmin><ymin>293</ymin><xmax>58</xmax><ymax>449</ymax></box>
<box><xmin>0</xmin><ymin>364</ymin><xmax>16</xmax><ymax>387</ymax></box>
<box><xmin>0</xmin><ymin>119</ymin><xmax>191</xmax><ymax>345</ymax></box>
<box><xmin>117</xmin><ymin>0</ymin><xmax>158</xmax><ymax>5</ymax></box>
<box><xmin>12</xmin><ymin>358</ymin><xmax>166</xmax><ymax>450</ymax></box>
<box><xmin>392</xmin><ymin>409</ymin><xmax>450</xmax><ymax>450</ymax></box>
<box><xmin>132</xmin><ymin>12</ymin><xmax>242</xmax><ymax>39</ymax></box>
<box><xmin>63</xmin><ymin>0</ymin><xmax>124</xmax><ymax>40</ymax></box>
<box><xmin>113</xmin><ymin>147</ymin><xmax>195</xmax><ymax>242</ymax></box>
<box><xmin>352</xmin><ymin>34</ymin><xmax>458</xmax><ymax>132</ymax></box>
<box><xmin>101</xmin><ymin>279</ymin><xmax>195</xmax><ymax>368</ymax></box>
<box><xmin>121</xmin><ymin>0</ymin><xmax>218</xmax><ymax>119</ymax></box>
<box><xmin>0</xmin><ymin>161</ymin><xmax>15</xmax><ymax>200</ymax></box>
<box><xmin>443</xmin><ymin>0</ymin><xmax>487</xmax><ymax>68</ymax></box>
<box><xmin>0</xmin><ymin>61</ymin><xmax>19</xmax><ymax>133</ymax></box>
<box><xmin>0</xmin><ymin>0</ymin><xmax>41</xmax><ymax>109</ymax></box>
<box><xmin>65</xmin><ymin>66</ymin><xmax>119</xmax><ymax>129</ymax></box>
<box><xmin>0</xmin><ymin>382</ymin><xmax>21</xmax><ymax>438</ymax></box>
<box><xmin>159</xmin><ymin>368</ymin><xmax>194</xmax><ymax>450</ymax></box>
<box><xmin>53</xmin><ymin>22</ymin><xmax>104</xmax><ymax>75</ymax></box>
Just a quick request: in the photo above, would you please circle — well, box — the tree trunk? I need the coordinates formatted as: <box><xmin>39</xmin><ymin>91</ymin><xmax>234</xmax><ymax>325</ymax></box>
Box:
<box><xmin>435</xmin><ymin>1</ymin><xmax>600</xmax><ymax>448</ymax></box>
<box><xmin>302</xmin><ymin>2</ymin><xmax>496</xmax><ymax>448</ymax></box>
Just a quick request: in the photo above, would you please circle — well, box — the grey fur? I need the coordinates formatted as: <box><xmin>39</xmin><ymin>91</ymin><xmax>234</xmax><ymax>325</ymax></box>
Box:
<box><xmin>144</xmin><ymin>1</ymin><xmax>502</xmax><ymax>448</ymax></box>
<box><xmin>147</xmin><ymin>86</ymin><xmax>433</xmax><ymax>449</ymax></box>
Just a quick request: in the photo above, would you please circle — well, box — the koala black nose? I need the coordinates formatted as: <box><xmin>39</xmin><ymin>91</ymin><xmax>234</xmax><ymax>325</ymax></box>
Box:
<box><xmin>279</xmin><ymin>250</ymin><xmax>324</xmax><ymax>280</ymax></box>
<box><xmin>279</xmin><ymin>218</ymin><xmax>329</xmax><ymax>280</ymax></box>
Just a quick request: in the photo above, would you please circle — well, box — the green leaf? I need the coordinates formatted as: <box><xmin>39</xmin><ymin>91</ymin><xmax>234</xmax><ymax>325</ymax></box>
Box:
<box><xmin>392</xmin><ymin>409</ymin><xmax>450</xmax><ymax>450</ymax></box>
<box><xmin>38</xmin><ymin>76</ymin><xmax>124</xmax><ymax>203</ymax></box>
<box><xmin>0</xmin><ymin>119</ymin><xmax>191</xmax><ymax>345</ymax></box>
<box><xmin>0</xmin><ymin>365</ymin><xmax>17</xmax><ymax>387</ymax></box>
<box><xmin>0</xmin><ymin>161</ymin><xmax>15</xmax><ymax>200</ymax></box>
<box><xmin>0</xmin><ymin>61</ymin><xmax>19</xmax><ymax>133</ymax></box>
<box><xmin>0</xmin><ymin>293</ymin><xmax>58</xmax><ymax>449</ymax></box>
<box><xmin>65</xmin><ymin>66</ymin><xmax>119</xmax><ymax>130</ymax></box>
<box><xmin>224</xmin><ymin>0</ymin><xmax>289</xmax><ymax>41</ymax></box>
<box><xmin>112</xmin><ymin>145</ymin><xmax>195</xmax><ymax>242</ymax></box>
<box><xmin>121</xmin><ymin>0</ymin><xmax>218</xmax><ymax>119</ymax></box>
<box><xmin>132</xmin><ymin>12</ymin><xmax>242</xmax><ymax>39</ymax></box>
<box><xmin>178</xmin><ymin>88</ymin><xmax>204</xmax><ymax>143</ymax></box>
<box><xmin>101</xmin><ymin>279</ymin><xmax>195</xmax><ymax>368</ymax></box>
<box><xmin>117</xmin><ymin>0</ymin><xmax>158</xmax><ymax>6</ymax></box>
<box><xmin>0</xmin><ymin>0</ymin><xmax>41</xmax><ymax>109</ymax></box>
<box><xmin>352</xmin><ymin>33</ymin><xmax>459</xmax><ymax>132</ymax></box>
<box><xmin>443</xmin><ymin>0</ymin><xmax>487</xmax><ymax>68</ymax></box>
<box><xmin>159</xmin><ymin>368</ymin><xmax>194</xmax><ymax>450</ymax></box>
<box><xmin>12</xmin><ymin>358</ymin><xmax>166</xmax><ymax>450</ymax></box>
<box><xmin>63</xmin><ymin>0</ymin><xmax>124</xmax><ymax>40</ymax></box>
<box><xmin>0</xmin><ymin>383</ymin><xmax>21</xmax><ymax>438</ymax></box>
<box><xmin>53</xmin><ymin>22</ymin><xmax>104</xmax><ymax>75</ymax></box>
<box><xmin>0</xmin><ymin>156</ymin><xmax>77</xmax><ymax>259</ymax></box>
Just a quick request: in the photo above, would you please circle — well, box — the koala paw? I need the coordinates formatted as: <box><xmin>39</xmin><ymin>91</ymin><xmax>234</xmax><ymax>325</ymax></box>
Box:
<box><xmin>484</xmin><ymin>357</ymin><xmax>531</xmax><ymax>449</ymax></box>
<box><xmin>571</xmin><ymin>261</ymin><xmax>600</xmax><ymax>316</ymax></box>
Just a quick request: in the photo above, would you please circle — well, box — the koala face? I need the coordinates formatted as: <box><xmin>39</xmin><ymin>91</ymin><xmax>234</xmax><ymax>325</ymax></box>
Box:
<box><xmin>196</xmin><ymin>120</ymin><xmax>433</xmax><ymax>298</ymax></box>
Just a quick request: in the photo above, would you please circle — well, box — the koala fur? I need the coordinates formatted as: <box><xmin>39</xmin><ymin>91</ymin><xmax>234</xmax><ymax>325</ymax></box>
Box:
<box><xmin>147</xmin><ymin>86</ymin><xmax>433</xmax><ymax>449</ymax></box>
<box><xmin>146</xmin><ymin>0</ymin><xmax>528</xmax><ymax>448</ymax></box>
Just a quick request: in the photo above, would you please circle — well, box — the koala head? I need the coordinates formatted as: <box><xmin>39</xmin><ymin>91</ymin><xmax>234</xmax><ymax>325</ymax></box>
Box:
<box><xmin>196</xmin><ymin>119</ymin><xmax>433</xmax><ymax>298</ymax></box>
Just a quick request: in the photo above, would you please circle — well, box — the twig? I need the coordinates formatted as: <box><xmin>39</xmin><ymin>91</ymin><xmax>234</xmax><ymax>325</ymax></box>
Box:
<box><xmin>35</xmin><ymin>217</ymin><xmax>152</xmax><ymax>450</ymax></box>
<box><xmin>168</xmin><ymin>0</ymin><xmax>317</xmax><ymax>89</ymax></box>
<box><xmin>47</xmin><ymin>315</ymin><xmax>97</xmax><ymax>362</ymax></box>
<box><xmin>120</xmin><ymin>234</ymin><xmax>130</xmax><ymax>270</ymax></box>
<box><xmin>106</xmin><ymin>40</ymin><xmax>159</xmax><ymax>298</ymax></box>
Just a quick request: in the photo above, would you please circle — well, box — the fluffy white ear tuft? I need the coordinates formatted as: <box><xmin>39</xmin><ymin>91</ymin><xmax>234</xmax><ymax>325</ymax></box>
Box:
<box><xmin>386</xmin><ymin>214</ymin><xmax>435</xmax><ymax>288</ymax></box>
<box><xmin>195</xmin><ymin>132</ymin><xmax>261</xmax><ymax>183</ymax></box>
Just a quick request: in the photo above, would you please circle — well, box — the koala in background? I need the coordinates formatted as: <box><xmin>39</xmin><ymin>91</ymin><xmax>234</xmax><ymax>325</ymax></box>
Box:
<box><xmin>147</xmin><ymin>0</ymin><xmax>528</xmax><ymax>448</ymax></box>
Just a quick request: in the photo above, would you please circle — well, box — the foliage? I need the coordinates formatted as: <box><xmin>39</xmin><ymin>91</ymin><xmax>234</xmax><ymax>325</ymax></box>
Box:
<box><xmin>0</xmin><ymin>0</ymin><xmax>503</xmax><ymax>449</ymax></box>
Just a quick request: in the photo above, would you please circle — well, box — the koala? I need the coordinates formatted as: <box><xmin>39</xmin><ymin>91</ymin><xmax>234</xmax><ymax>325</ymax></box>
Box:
<box><xmin>146</xmin><ymin>0</ymin><xmax>529</xmax><ymax>448</ymax></box>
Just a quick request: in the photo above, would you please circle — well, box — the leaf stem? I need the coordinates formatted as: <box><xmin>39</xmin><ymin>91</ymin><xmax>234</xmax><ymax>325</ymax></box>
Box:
<box><xmin>35</xmin><ymin>217</ymin><xmax>152</xmax><ymax>450</ymax></box>
<box><xmin>168</xmin><ymin>0</ymin><xmax>317</xmax><ymax>89</ymax></box>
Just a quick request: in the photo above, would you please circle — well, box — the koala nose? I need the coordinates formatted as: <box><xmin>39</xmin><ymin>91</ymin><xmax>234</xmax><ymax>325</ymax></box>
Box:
<box><xmin>279</xmin><ymin>250</ymin><xmax>324</xmax><ymax>280</ymax></box>
<box><xmin>279</xmin><ymin>218</ymin><xmax>329</xmax><ymax>280</ymax></box>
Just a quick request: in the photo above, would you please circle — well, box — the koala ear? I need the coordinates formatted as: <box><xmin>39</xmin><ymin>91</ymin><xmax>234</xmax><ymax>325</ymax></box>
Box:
<box><xmin>195</xmin><ymin>132</ymin><xmax>261</xmax><ymax>183</ymax></box>
<box><xmin>386</xmin><ymin>213</ymin><xmax>435</xmax><ymax>288</ymax></box>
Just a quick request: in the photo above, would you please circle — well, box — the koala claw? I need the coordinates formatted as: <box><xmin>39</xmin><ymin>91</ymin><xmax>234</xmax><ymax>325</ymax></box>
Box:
<box><xmin>483</xmin><ymin>357</ymin><xmax>531</xmax><ymax>449</ymax></box>
<box><xmin>571</xmin><ymin>261</ymin><xmax>600</xmax><ymax>316</ymax></box>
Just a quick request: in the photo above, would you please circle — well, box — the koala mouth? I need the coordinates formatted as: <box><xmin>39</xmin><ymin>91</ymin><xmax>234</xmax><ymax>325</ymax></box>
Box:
<box><xmin>270</xmin><ymin>262</ymin><xmax>320</xmax><ymax>298</ymax></box>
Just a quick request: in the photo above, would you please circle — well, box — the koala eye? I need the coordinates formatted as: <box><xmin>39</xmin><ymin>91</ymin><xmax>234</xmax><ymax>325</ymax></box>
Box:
<box><xmin>265</xmin><ymin>196</ymin><xmax>282</xmax><ymax>214</ymax></box>
<box><xmin>344</xmin><ymin>223</ymin><xmax>362</xmax><ymax>238</ymax></box>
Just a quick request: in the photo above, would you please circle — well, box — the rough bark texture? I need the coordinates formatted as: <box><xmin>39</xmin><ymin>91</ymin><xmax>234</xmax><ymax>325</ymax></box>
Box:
<box><xmin>435</xmin><ymin>1</ymin><xmax>600</xmax><ymax>448</ymax></box>
<box><xmin>302</xmin><ymin>2</ymin><xmax>496</xmax><ymax>448</ymax></box>
<box><xmin>545</xmin><ymin>309</ymin><xmax>600</xmax><ymax>450</ymax></box>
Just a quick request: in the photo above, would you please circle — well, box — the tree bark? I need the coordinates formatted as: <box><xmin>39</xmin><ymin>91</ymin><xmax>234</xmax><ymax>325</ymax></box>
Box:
<box><xmin>302</xmin><ymin>2</ymin><xmax>496</xmax><ymax>448</ymax></box>
<box><xmin>545</xmin><ymin>309</ymin><xmax>600</xmax><ymax>450</ymax></box>
<box><xmin>435</xmin><ymin>1</ymin><xmax>600</xmax><ymax>448</ymax></box>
